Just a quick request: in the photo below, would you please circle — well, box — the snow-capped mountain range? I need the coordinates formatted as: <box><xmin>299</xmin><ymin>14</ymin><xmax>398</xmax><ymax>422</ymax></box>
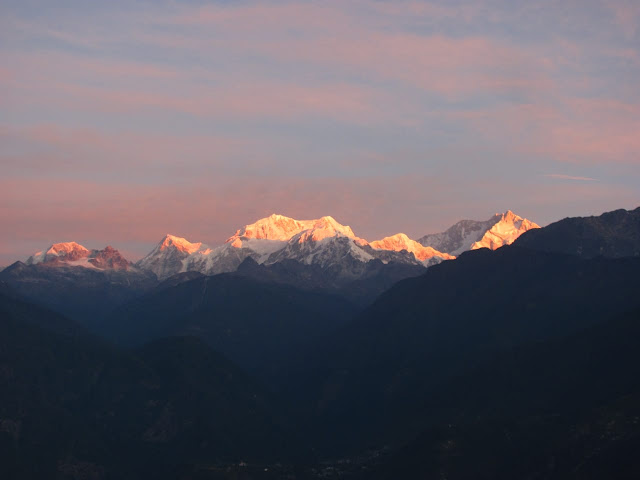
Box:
<box><xmin>418</xmin><ymin>210</ymin><xmax>540</xmax><ymax>256</ymax></box>
<box><xmin>27</xmin><ymin>242</ymin><xmax>134</xmax><ymax>271</ymax></box>
<box><xmin>20</xmin><ymin>211</ymin><xmax>539</xmax><ymax>280</ymax></box>
<box><xmin>137</xmin><ymin>214</ymin><xmax>461</xmax><ymax>280</ymax></box>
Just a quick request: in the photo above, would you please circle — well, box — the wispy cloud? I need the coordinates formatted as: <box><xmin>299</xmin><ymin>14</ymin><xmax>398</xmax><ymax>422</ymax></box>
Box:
<box><xmin>544</xmin><ymin>174</ymin><xmax>597</xmax><ymax>181</ymax></box>
<box><xmin>605</xmin><ymin>0</ymin><xmax>640</xmax><ymax>39</ymax></box>
<box><xmin>455</xmin><ymin>99</ymin><xmax>640</xmax><ymax>165</ymax></box>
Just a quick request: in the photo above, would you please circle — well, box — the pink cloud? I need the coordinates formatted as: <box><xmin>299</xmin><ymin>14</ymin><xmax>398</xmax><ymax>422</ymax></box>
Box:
<box><xmin>154</xmin><ymin>3</ymin><xmax>556</xmax><ymax>98</ymax></box>
<box><xmin>0</xmin><ymin>124</ymin><xmax>258</xmax><ymax>172</ymax></box>
<box><xmin>606</xmin><ymin>0</ymin><xmax>640</xmax><ymax>39</ymax></box>
<box><xmin>366</xmin><ymin>1</ymin><xmax>483</xmax><ymax>21</ymax></box>
<box><xmin>9</xmin><ymin>52</ymin><xmax>181</xmax><ymax>80</ymax></box>
<box><xmin>5</xmin><ymin>1</ymin><xmax>633</xmax><ymax>110</ymax></box>
<box><xmin>454</xmin><ymin>99</ymin><xmax>640</xmax><ymax>165</ymax></box>
<box><xmin>544</xmin><ymin>174</ymin><xmax>597</xmax><ymax>181</ymax></box>
<box><xmin>2</xmin><ymin>35</ymin><xmax>555</xmax><ymax>127</ymax></box>
<box><xmin>230</xmin><ymin>31</ymin><xmax>554</xmax><ymax>99</ymax></box>
<box><xmin>1</xmin><ymin>71</ymin><xmax>399</xmax><ymax>125</ymax></box>
<box><xmin>9</xmin><ymin>2</ymin><xmax>623</xmax><ymax>129</ymax></box>
<box><xmin>168</xmin><ymin>2</ymin><xmax>353</xmax><ymax>32</ymax></box>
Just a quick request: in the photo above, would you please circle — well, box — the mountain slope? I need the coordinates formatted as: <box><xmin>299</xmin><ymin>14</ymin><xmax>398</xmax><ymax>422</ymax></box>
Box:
<box><xmin>419</xmin><ymin>210</ymin><xmax>539</xmax><ymax>255</ymax></box>
<box><xmin>286</xmin><ymin>246</ymin><xmax>640</xmax><ymax>455</ymax></box>
<box><xmin>370</xmin><ymin>233</ymin><xmax>454</xmax><ymax>265</ymax></box>
<box><xmin>515</xmin><ymin>206</ymin><xmax>640</xmax><ymax>258</ymax></box>
<box><xmin>135</xmin><ymin>215</ymin><xmax>373</xmax><ymax>280</ymax></box>
<box><xmin>370</xmin><ymin>308</ymin><xmax>640</xmax><ymax>480</ymax></box>
<box><xmin>136</xmin><ymin>234</ymin><xmax>208</xmax><ymax>279</ymax></box>
<box><xmin>100</xmin><ymin>273</ymin><xmax>359</xmax><ymax>380</ymax></box>
<box><xmin>0</xmin><ymin>261</ymin><xmax>157</xmax><ymax>327</ymax></box>
<box><xmin>234</xmin><ymin>256</ymin><xmax>427</xmax><ymax>306</ymax></box>
<box><xmin>136</xmin><ymin>214</ymin><xmax>429</xmax><ymax>287</ymax></box>
<box><xmin>0</xmin><ymin>293</ymin><xmax>299</xmax><ymax>479</ymax></box>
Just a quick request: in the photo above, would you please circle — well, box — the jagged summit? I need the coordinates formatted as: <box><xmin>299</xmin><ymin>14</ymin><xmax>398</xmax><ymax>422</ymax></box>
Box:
<box><xmin>419</xmin><ymin>210</ymin><xmax>539</xmax><ymax>256</ymax></box>
<box><xmin>158</xmin><ymin>234</ymin><xmax>204</xmax><ymax>254</ymax></box>
<box><xmin>136</xmin><ymin>234</ymin><xmax>209</xmax><ymax>279</ymax></box>
<box><xmin>23</xmin><ymin>210</ymin><xmax>541</xmax><ymax>280</ymax></box>
<box><xmin>228</xmin><ymin>214</ymin><xmax>357</xmax><ymax>243</ymax></box>
<box><xmin>136</xmin><ymin>211</ymin><xmax>538</xmax><ymax>280</ymax></box>
<box><xmin>139</xmin><ymin>213</ymin><xmax>427</xmax><ymax>280</ymax></box>
<box><xmin>471</xmin><ymin>211</ymin><xmax>539</xmax><ymax>251</ymax></box>
<box><xmin>515</xmin><ymin>206</ymin><xmax>640</xmax><ymax>258</ymax></box>
<box><xmin>88</xmin><ymin>246</ymin><xmax>132</xmax><ymax>270</ymax></box>
<box><xmin>370</xmin><ymin>233</ymin><xmax>454</xmax><ymax>264</ymax></box>
<box><xmin>228</xmin><ymin>214</ymin><xmax>305</xmax><ymax>242</ymax></box>
<box><xmin>26</xmin><ymin>242</ymin><xmax>132</xmax><ymax>270</ymax></box>
<box><xmin>28</xmin><ymin>242</ymin><xmax>90</xmax><ymax>265</ymax></box>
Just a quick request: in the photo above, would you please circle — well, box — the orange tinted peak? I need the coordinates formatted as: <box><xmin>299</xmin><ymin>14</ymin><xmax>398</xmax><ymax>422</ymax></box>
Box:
<box><xmin>159</xmin><ymin>235</ymin><xmax>202</xmax><ymax>253</ymax></box>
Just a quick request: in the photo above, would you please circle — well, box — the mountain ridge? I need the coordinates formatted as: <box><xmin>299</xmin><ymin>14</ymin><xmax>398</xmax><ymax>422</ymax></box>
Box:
<box><xmin>515</xmin><ymin>206</ymin><xmax>640</xmax><ymax>258</ymax></box>
<box><xmin>133</xmin><ymin>211</ymin><xmax>538</xmax><ymax>280</ymax></box>
<box><xmin>17</xmin><ymin>210</ymin><xmax>539</xmax><ymax>280</ymax></box>
<box><xmin>419</xmin><ymin>210</ymin><xmax>540</xmax><ymax>255</ymax></box>
<box><xmin>27</xmin><ymin>242</ymin><xmax>134</xmax><ymax>271</ymax></box>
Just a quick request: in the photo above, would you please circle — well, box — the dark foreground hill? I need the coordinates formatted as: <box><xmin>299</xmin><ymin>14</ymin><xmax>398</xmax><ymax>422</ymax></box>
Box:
<box><xmin>516</xmin><ymin>206</ymin><xmax>640</xmax><ymax>258</ymax></box>
<box><xmin>0</xmin><ymin>293</ymin><xmax>301</xmax><ymax>480</ymax></box>
<box><xmin>0</xmin><ymin>262</ymin><xmax>157</xmax><ymax>327</ymax></box>
<box><xmin>286</xmin><ymin>246</ymin><xmax>640</xmax><ymax>455</ymax></box>
<box><xmin>100</xmin><ymin>273</ymin><xmax>359</xmax><ymax>381</ymax></box>
<box><xmin>369</xmin><ymin>308</ymin><xmax>640</xmax><ymax>479</ymax></box>
<box><xmin>233</xmin><ymin>256</ymin><xmax>427</xmax><ymax>306</ymax></box>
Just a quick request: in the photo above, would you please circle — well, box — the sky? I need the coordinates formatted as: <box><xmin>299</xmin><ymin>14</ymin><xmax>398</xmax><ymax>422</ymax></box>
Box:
<box><xmin>1</xmin><ymin>0</ymin><xmax>639</xmax><ymax>263</ymax></box>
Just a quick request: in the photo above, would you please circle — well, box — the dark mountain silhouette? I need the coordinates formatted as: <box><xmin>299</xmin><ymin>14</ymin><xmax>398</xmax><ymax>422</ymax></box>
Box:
<box><xmin>516</xmin><ymin>206</ymin><xmax>640</xmax><ymax>258</ymax></box>
<box><xmin>100</xmin><ymin>273</ymin><xmax>359</xmax><ymax>380</ymax></box>
<box><xmin>285</xmin><ymin>246</ymin><xmax>640</xmax><ymax>455</ymax></box>
<box><xmin>369</xmin><ymin>308</ymin><xmax>640</xmax><ymax>479</ymax></box>
<box><xmin>0</xmin><ymin>293</ymin><xmax>301</xmax><ymax>479</ymax></box>
<box><xmin>0</xmin><ymin>261</ymin><xmax>157</xmax><ymax>327</ymax></box>
<box><xmin>234</xmin><ymin>256</ymin><xmax>426</xmax><ymax>306</ymax></box>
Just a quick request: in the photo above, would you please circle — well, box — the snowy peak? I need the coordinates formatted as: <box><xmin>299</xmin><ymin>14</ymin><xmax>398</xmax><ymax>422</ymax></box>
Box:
<box><xmin>370</xmin><ymin>233</ymin><xmax>454</xmax><ymax>263</ymax></box>
<box><xmin>27</xmin><ymin>242</ymin><xmax>90</xmax><ymax>265</ymax></box>
<box><xmin>175</xmin><ymin>214</ymin><xmax>369</xmax><ymax>278</ymax></box>
<box><xmin>254</xmin><ymin>214</ymin><xmax>374</xmax><ymax>269</ymax></box>
<box><xmin>294</xmin><ymin>218</ymin><xmax>364</xmax><ymax>245</ymax></box>
<box><xmin>131</xmin><ymin>210</ymin><xmax>541</xmax><ymax>280</ymax></box>
<box><xmin>136</xmin><ymin>234</ymin><xmax>209</xmax><ymax>279</ymax></box>
<box><xmin>26</xmin><ymin>242</ymin><xmax>132</xmax><ymax>270</ymax></box>
<box><xmin>228</xmin><ymin>214</ymin><xmax>307</xmax><ymax>242</ymax></box>
<box><xmin>502</xmin><ymin>210</ymin><xmax>518</xmax><ymax>222</ymax></box>
<box><xmin>266</xmin><ymin>233</ymin><xmax>374</xmax><ymax>268</ymax></box>
<box><xmin>88</xmin><ymin>246</ymin><xmax>131</xmax><ymax>270</ymax></box>
<box><xmin>306</xmin><ymin>216</ymin><xmax>357</xmax><ymax>240</ymax></box>
<box><xmin>47</xmin><ymin>241</ymin><xmax>90</xmax><ymax>257</ymax></box>
<box><xmin>419</xmin><ymin>210</ymin><xmax>539</xmax><ymax>256</ymax></box>
<box><xmin>228</xmin><ymin>214</ymin><xmax>358</xmax><ymax>243</ymax></box>
<box><xmin>471</xmin><ymin>211</ymin><xmax>540</xmax><ymax>251</ymax></box>
<box><xmin>158</xmin><ymin>234</ymin><xmax>203</xmax><ymax>254</ymax></box>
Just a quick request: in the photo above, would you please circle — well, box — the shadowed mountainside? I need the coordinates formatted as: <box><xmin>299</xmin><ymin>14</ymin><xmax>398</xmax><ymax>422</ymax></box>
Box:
<box><xmin>0</xmin><ymin>293</ymin><xmax>303</xmax><ymax>480</ymax></box>
<box><xmin>516</xmin><ymin>206</ymin><xmax>640</xmax><ymax>258</ymax></box>
<box><xmin>99</xmin><ymin>273</ymin><xmax>359</xmax><ymax>381</ymax></box>
<box><xmin>284</xmin><ymin>246</ymin><xmax>640</xmax><ymax>455</ymax></box>
<box><xmin>369</xmin><ymin>307</ymin><xmax>640</xmax><ymax>479</ymax></box>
